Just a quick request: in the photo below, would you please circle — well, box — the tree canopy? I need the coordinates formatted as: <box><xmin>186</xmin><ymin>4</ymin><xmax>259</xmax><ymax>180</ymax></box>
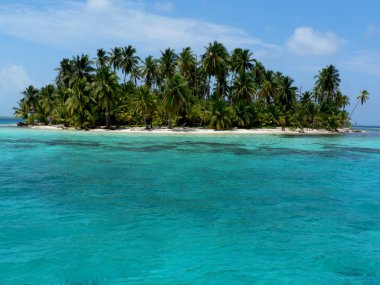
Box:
<box><xmin>14</xmin><ymin>42</ymin><xmax>366</xmax><ymax>131</ymax></box>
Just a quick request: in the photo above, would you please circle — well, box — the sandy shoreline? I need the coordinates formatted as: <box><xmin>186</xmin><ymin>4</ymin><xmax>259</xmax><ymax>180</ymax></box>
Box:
<box><xmin>27</xmin><ymin>125</ymin><xmax>358</xmax><ymax>135</ymax></box>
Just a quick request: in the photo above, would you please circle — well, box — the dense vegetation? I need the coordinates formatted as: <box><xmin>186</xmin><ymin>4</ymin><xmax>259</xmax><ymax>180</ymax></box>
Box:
<box><xmin>14</xmin><ymin>42</ymin><xmax>368</xmax><ymax>130</ymax></box>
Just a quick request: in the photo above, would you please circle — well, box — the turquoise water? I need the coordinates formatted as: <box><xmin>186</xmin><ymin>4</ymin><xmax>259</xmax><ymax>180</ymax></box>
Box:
<box><xmin>0</xmin><ymin>122</ymin><xmax>380</xmax><ymax>284</ymax></box>
<box><xmin>0</xmin><ymin>117</ymin><xmax>23</xmax><ymax>125</ymax></box>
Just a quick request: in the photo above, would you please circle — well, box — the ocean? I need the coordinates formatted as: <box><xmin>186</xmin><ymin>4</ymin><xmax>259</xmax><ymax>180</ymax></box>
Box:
<box><xmin>0</xmin><ymin>119</ymin><xmax>379</xmax><ymax>284</ymax></box>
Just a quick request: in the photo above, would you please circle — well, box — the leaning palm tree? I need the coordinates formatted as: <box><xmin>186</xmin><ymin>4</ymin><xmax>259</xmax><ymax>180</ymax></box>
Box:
<box><xmin>92</xmin><ymin>66</ymin><xmax>119</xmax><ymax>127</ymax></box>
<box><xmin>350</xmin><ymin>89</ymin><xmax>369</xmax><ymax>117</ymax></box>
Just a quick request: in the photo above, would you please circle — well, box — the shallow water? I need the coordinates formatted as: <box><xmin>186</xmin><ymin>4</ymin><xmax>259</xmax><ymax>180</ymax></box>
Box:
<box><xmin>0</xmin><ymin>122</ymin><xmax>379</xmax><ymax>284</ymax></box>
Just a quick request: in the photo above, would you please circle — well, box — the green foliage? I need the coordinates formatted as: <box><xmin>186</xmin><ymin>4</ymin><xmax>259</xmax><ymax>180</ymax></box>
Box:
<box><xmin>130</xmin><ymin>86</ymin><xmax>156</xmax><ymax>129</ymax></box>
<box><xmin>210</xmin><ymin>100</ymin><xmax>232</xmax><ymax>130</ymax></box>
<box><xmin>232</xmin><ymin>101</ymin><xmax>253</xmax><ymax>128</ymax></box>
<box><xmin>14</xmin><ymin>43</ymin><xmax>362</xmax><ymax>131</ymax></box>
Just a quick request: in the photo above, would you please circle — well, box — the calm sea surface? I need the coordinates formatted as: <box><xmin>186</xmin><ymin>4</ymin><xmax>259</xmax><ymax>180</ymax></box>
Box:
<box><xmin>0</xmin><ymin>119</ymin><xmax>379</xmax><ymax>284</ymax></box>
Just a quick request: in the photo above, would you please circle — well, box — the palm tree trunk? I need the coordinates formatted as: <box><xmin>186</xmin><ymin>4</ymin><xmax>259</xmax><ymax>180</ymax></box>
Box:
<box><xmin>168</xmin><ymin>113</ymin><xmax>172</xmax><ymax>128</ymax></box>
<box><xmin>229</xmin><ymin>72</ymin><xmax>236</xmax><ymax>104</ymax></box>
<box><xmin>143</xmin><ymin>115</ymin><xmax>148</xmax><ymax>129</ymax></box>
<box><xmin>207</xmin><ymin>76</ymin><xmax>211</xmax><ymax>100</ymax></box>
<box><xmin>175</xmin><ymin>107</ymin><xmax>181</xmax><ymax>127</ymax></box>
<box><xmin>350</xmin><ymin>100</ymin><xmax>360</xmax><ymax>118</ymax></box>
<box><xmin>106</xmin><ymin>105</ymin><xmax>110</xmax><ymax>128</ymax></box>
<box><xmin>150</xmin><ymin>113</ymin><xmax>153</xmax><ymax>129</ymax></box>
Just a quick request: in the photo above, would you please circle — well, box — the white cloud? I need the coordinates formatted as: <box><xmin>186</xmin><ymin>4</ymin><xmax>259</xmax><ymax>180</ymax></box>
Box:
<box><xmin>0</xmin><ymin>65</ymin><xmax>32</xmax><ymax>116</ymax></box>
<box><xmin>286</xmin><ymin>26</ymin><xmax>343</xmax><ymax>56</ymax></box>
<box><xmin>366</xmin><ymin>24</ymin><xmax>380</xmax><ymax>38</ymax></box>
<box><xmin>0</xmin><ymin>0</ymin><xmax>276</xmax><ymax>54</ymax></box>
<box><xmin>153</xmin><ymin>1</ymin><xmax>174</xmax><ymax>13</ymax></box>
<box><xmin>346</xmin><ymin>50</ymin><xmax>380</xmax><ymax>76</ymax></box>
<box><xmin>86</xmin><ymin>0</ymin><xmax>113</xmax><ymax>11</ymax></box>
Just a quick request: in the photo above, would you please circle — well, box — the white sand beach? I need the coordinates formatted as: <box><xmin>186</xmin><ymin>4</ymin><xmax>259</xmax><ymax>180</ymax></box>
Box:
<box><xmin>29</xmin><ymin>125</ymin><xmax>357</xmax><ymax>135</ymax></box>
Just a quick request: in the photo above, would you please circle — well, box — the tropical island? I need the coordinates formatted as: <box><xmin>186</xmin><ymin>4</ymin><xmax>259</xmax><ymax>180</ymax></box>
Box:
<box><xmin>14</xmin><ymin>41</ymin><xmax>369</xmax><ymax>132</ymax></box>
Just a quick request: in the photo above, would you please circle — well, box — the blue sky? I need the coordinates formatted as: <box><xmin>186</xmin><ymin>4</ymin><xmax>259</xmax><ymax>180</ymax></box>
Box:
<box><xmin>0</xmin><ymin>0</ymin><xmax>379</xmax><ymax>125</ymax></box>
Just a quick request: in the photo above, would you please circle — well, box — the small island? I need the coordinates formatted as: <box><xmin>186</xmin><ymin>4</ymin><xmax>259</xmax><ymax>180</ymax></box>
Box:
<box><xmin>14</xmin><ymin>42</ymin><xmax>369</xmax><ymax>132</ymax></box>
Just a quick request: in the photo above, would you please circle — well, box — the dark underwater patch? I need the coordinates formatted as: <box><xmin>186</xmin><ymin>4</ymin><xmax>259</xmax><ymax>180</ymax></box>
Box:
<box><xmin>45</xmin><ymin>140</ymin><xmax>103</xmax><ymax>148</ymax></box>
<box><xmin>179</xmin><ymin>141</ymin><xmax>244</xmax><ymax>147</ymax></box>
<box><xmin>334</xmin><ymin>146</ymin><xmax>380</xmax><ymax>155</ymax></box>
<box><xmin>131</xmin><ymin>144</ymin><xmax>178</xmax><ymax>152</ymax></box>
<box><xmin>278</xmin><ymin>134</ymin><xmax>338</xmax><ymax>138</ymax></box>
<box><xmin>9</xmin><ymin>144</ymin><xmax>38</xmax><ymax>149</ymax></box>
<box><xmin>0</xmin><ymin>138</ymin><xmax>104</xmax><ymax>148</ymax></box>
<box><xmin>336</xmin><ymin>267</ymin><xmax>377</xmax><ymax>278</ymax></box>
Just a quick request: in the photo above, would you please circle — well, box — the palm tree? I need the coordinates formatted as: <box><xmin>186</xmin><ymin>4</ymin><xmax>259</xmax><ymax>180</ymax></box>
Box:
<box><xmin>95</xmin><ymin>48</ymin><xmax>109</xmax><ymax>69</ymax></box>
<box><xmin>257</xmin><ymin>72</ymin><xmax>277</xmax><ymax>105</ymax></box>
<box><xmin>350</xmin><ymin>89</ymin><xmax>369</xmax><ymax>117</ymax></box>
<box><xmin>66</xmin><ymin>78</ymin><xmax>94</xmax><ymax>127</ymax></box>
<box><xmin>14</xmin><ymin>42</ymin><xmax>360</xmax><ymax>130</ymax></box>
<box><xmin>20</xmin><ymin>85</ymin><xmax>40</xmax><ymax>114</ymax></box>
<box><xmin>163</xmin><ymin>74</ymin><xmax>190</xmax><ymax>127</ymax></box>
<box><xmin>129</xmin><ymin>66</ymin><xmax>142</xmax><ymax>86</ymax></box>
<box><xmin>277</xmin><ymin>76</ymin><xmax>297</xmax><ymax>110</ymax></box>
<box><xmin>92</xmin><ymin>66</ymin><xmax>119</xmax><ymax>127</ymax></box>
<box><xmin>141</xmin><ymin>56</ymin><xmax>158</xmax><ymax>89</ymax></box>
<box><xmin>251</xmin><ymin>61</ymin><xmax>266</xmax><ymax>87</ymax></box>
<box><xmin>201</xmin><ymin>41</ymin><xmax>229</xmax><ymax>98</ymax></box>
<box><xmin>177</xmin><ymin>47</ymin><xmax>196</xmax><ymax>85</ymax></box>
<box><xmin>210</xmin><ymin>99</ymin><xmax>232</xmax><ymax>130</ymax></box>
<box><xmin>160</xmin><ymin>48</ymin><xmax>178</xmax><ymax>81</ymax></box>
<box><xmin>187</xmin><ymin>100</ymin><xmax>210</xmax><ymax>127</ymax></box>
<box><xmin>335</xmin><ymin>91</ymin><xmax>350</xmax><ymax>110</ymax></box>
<box><xmin>109</xmin><ymin>47</ymin><xmax>123</xmax><ymax>71</ymax></box>
<box><xmin>55</xmin><ymin>58</ymin><xmax>75</xmax><ymax>88</ymax></box>
<box><xmin>72</xmin><ymin>54</ymin><xmax>95</xmax><ymax>82</ymax></box>
<box><xmin>300</xmin><ymin>91</ymin><xmax>312</xmax><ymax>104</ymax></box>
<box><xmin>131</xmin><ymin>86</ymin><xmax>156</xmax><ymax>128</ymax></box>
<box><xmin>303</xmin><ymin>101</ymin><xmax>320</xmax><ymax>129</ymax></box>
<box><xmin>120</xmin><ymin>45</ymin><xmax>140</xmax><ymax>83</ymax></box>
<box><xmin>231</xmin><ymin>72</ymin><xmax>255</xmax><ymax>103</ymax></box>
<box><xmin>14</xmin><ymin>85</ymin><xmax>39</xmax><ymax>120</ymax></box>
<box><xmin>39</xmin><ymin>84</ymin><xmax>56</xmax><ymax>123</ymax></box>
<box><xmin>232</xmin><ymin>101</ymin><xmax>252</xmax><ymax>128</ymax></box>
<box><xmin>230</xmin><ymin>48</ymin><xmax>255</xmax><ymax>76</ymax></box>
<box><xmin>314</xmin><ymin>65</ymin><xmax>341</xmax><ymax>103</ymax></box>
